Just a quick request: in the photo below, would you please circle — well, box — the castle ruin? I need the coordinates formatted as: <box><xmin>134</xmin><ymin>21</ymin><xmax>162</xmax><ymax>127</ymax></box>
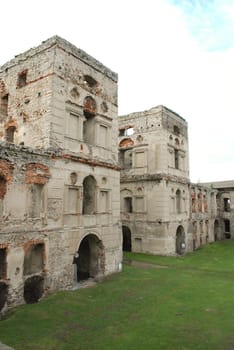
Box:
<box><xmin>0</xmin><ymin>37</ymin><xmax>233</xmax><ymax>312</ymax></box>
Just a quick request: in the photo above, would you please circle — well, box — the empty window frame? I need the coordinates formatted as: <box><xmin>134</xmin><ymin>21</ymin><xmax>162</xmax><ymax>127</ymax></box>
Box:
<box><xmin>124</xmin><ymin>197</ymin><xmax>133</xmax><ymax>213</ymax></box>
<box><xmin>0</xmin><ymin>94</ymin><xmax>8</xmax><ymax>119</ymax></box>
<box><xmin>224</xmin><ymin>198</ymin><xmax>230</xmax><ymax>212</ymax></box>
<box><xmin>17</xmin><ymin>70</ymin><xmax>27</xmax><ymax>88</ymax></box>
<box><xmin>176</xmin><ymin>189</ymin><xmax>181</xmax><ymax>213</ymax></box>
<box><xmin>174</xmin><ymin>149</ymin><xmax>179</xmax><ymax>169</ymax></box>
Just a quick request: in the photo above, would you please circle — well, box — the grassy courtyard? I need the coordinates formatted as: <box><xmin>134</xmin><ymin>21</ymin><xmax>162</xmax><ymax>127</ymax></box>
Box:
<box><xmin>1</xmin><ymin>241</ymin><xmax>234</xmax><ymax>349</ymax></box>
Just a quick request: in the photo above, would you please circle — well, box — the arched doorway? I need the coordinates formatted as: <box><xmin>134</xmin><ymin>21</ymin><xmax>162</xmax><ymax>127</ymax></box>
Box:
<box><xmin>24</xmin><ymin>275</ymin><xmax>44</xmax><ymax>304</ymax></box>
<box><xmin>176</xmin><ymin>225</ymin><xmax>185</xmax><ymax>255</ymax></box>
<box><xmin>74</xmin><ymin>234</ymin><xmax>104</xmax><ymax>282</ymax></box>
<box><xmin>122</xmin><ymin>226</ymin><xmax>132</xmax><ymax>251</ymax></box>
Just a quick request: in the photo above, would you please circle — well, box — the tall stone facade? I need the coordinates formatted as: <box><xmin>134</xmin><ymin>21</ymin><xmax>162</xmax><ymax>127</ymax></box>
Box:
<box><xmin>118</xmin><ymin>106</ymin><xmax>234</xmax><ymax>256</ymax></box>
<box><xmin>0</xmin><ymin>36</ymin><xmax>122</xmax><ymax>311</ymax></box>
<box><xmin>0</xmin><ymin>36</ymin><xmax>233</xmax><ymax>313</ymax></box>
<box><xmin>119</xmin><ymin>106</ymin><xmax>191</xmax><ymax>255</ymax></box>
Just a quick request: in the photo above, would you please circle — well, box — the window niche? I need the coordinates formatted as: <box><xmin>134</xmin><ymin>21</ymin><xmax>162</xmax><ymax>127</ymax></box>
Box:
<box><xmin>124</xmin><ymin>197</ymin><xmax>133</xmax><ymax>213</ymax></box>
<box><xmin>224</xmin><ymin>198</ymin><xmax>230</xmax><ymax>212</ymax></box>
<box><xmin>174</xmin><ymin>149</ymin><xmax>179</xmax><ymax>169</ymax></box>
<box><xmin>5</xmin><ymin>126</ymin><xmax>16</xmax><ymax>143</ymax></box>
<box><xmin>17</xmin><ymin>70</ymin><xmax>27</xmax><ymax>88</ymax></box>
<box><xmin>82</xmin><ymin>175</ymin><xmax>97</xmax><ymax>215</ymax></box>
<box><xmin>83</xmin><ymin>75</ymin><xmax>98</xmax><ymax>89</ymax></box>
<box><xmin>0</xmin><ymin>175</ymin><xmax>7</xmax><ymax>217</ymax></box>
<box><xmin>83</xmin><ymin>96</ymin><xmax>97</xmax><ymax>145</ymax></box>
<box><xmin>29</xmin><ymin>184</ymin><xmax>45</xmax><ymax>218</ymax></box>
<box><xmin>99</xmin><ymin>190</ymin><xmax>110</xmax><ymax>213</ymax></box>
<box><xmin>23</xmin><ymin>243</ymin><xmax>45</xmax><ymax>276</ymax></box>
<box><xmin>176</xmin><ymin>189</ymin><xmax>181</xmax><ymax>213</ymax></box>
<box><xmin>0</xmin><ymin>94</ymin><xmax>8</xmax><ymax>120</ymax></box>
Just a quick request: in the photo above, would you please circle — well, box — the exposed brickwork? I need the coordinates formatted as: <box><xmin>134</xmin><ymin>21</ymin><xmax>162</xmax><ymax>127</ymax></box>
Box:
<box><xmin>25</xmin><ymin>163</ymin><xmax>50</xmax><ymax>185</ymax></box>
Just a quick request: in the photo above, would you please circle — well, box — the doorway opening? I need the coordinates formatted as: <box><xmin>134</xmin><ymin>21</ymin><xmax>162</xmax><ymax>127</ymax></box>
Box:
<box><xmin>122</xmin><ymin>226</ymin><xmax>132</xmax><ymax>251</ymax></box>
<box><xmin>176</xmin><ymin>225</ymin><xmax>185</xmax><ymax>255</ymax></box>
<box><xmin>75</xmin><ymin>234</ymin><xmax>104</xmax><ymax>282</ymax></box>
<box><xmin>24</xmin><ymin>275</ymin><xmax>44</xmax><ymax>304</ymax></box>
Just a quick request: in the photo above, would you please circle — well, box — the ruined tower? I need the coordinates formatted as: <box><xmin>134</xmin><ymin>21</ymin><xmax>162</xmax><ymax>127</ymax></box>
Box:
<box><xmin>118</xmin><ymin>105</ymin><xmax>191</xmax><ymax>255</ymax></box>
<box><xmin>0</xmin><ymin>36</ymin><xmax>121</xmax><ymax>311</ymax></box>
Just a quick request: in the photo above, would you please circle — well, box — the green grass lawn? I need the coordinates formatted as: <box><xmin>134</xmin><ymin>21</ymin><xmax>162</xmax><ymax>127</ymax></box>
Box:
<box><xmin>1</xmin><ymin>241</ymin><xmax>234</xmax><ymax>349</ymax></box>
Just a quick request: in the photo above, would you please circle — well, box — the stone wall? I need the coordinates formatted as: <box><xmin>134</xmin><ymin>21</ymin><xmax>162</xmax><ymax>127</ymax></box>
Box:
<box><xmin>0</xmin><ymin>36</ymin><xmax>121</xmax><ymax>312</ymax></box>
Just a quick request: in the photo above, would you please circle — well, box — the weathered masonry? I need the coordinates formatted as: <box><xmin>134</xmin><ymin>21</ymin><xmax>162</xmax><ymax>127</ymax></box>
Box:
<box><xmin>0</xmin><ymin>36</ymin><xmax>121</xmax><ymax>312</ymax></box>
<box><xmin>118</xmin><ymin>106</ymin><xmax>234</xmax><ymax>255</ymax></box>
<box><xmin>119</xmin><ymin>106</ymin><xmax>191</xmax><ymax>255</ymax></box>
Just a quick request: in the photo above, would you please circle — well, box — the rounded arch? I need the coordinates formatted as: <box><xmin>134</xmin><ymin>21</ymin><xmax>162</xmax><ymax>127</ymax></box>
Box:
<box><xmin>82</xmin><ymin>175</ymin><xmax>97</xmax><ymax>215</ymax></box>
<box><xmin>24</xmin><ymin>275</ymin><xmax>44</xmax><ymax>304</ymax></box>
<box><xmin>83</xmin><ymin>96</ymin><xmax>97</xmax><ymax>118</ymax></box>
<box><xmin>74</xmin><ymin>233</ymin><xmax>105</xmax><ymax>282</ymax></box>
<box><xmin>122</xmin><ymin>226</ymin><xmax>132</xmax><ymax>252</ymax></box>
<box><xmin>119</xmin><ymin>138</ymin><xmax>134</xmax><ymax>148</ymax></box>
<box><xmin>176</xmin><ymin>225</ymin><xmax>185</xmax><ymax>255</ymax></box>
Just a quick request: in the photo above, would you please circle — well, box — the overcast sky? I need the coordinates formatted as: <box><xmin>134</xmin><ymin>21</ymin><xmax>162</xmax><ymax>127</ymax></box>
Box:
<box><xmin>1</xmin><ymin>0</ymin><xmax>234</xmax><ymax>183</ymax></box>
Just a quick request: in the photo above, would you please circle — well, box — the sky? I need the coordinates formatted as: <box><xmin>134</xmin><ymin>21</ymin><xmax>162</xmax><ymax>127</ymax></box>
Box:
<box><xmin>1</xmin><ymin>0</ymin><xmax>234</xmax><ymax>183</ymax></box>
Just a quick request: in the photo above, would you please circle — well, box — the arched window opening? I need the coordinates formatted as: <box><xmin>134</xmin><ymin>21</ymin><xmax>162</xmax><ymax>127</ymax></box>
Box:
<box><xmin>6</xmin><ymin>126</ymin><xmax>16</xmax><ymax>143</ymax></box>
<box><xmin>83</xmin><ymin>96</ymin><xmax>96</xmax><ymax>119</ymax></box>
<box><xmin>74</xmin><ymin>234</ymin><xmax>104</xmax><ymax>282</ymax></box>
<box><xmin>176</xmin><ymin>189</ymin><xmax>181</xmax><ymax>213</ymax></box>
<box><xmin>82</xmin><ymin>176</ymin><xmax>96</xmax><ymax>215</ymax></box>
<box><xmin>122</xmin><ymin>226</ymin><xmax>132</xmax><ymax>252</ymax></box>
<box><xmin>84</xmin><ymin>75</ymin><xmax>97</xmax><ymax>88</ymax></box>
<box><xmin>176</xmin><ymin>226</ymin><xmax>185</xmax><ymax>255</ymax></box>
